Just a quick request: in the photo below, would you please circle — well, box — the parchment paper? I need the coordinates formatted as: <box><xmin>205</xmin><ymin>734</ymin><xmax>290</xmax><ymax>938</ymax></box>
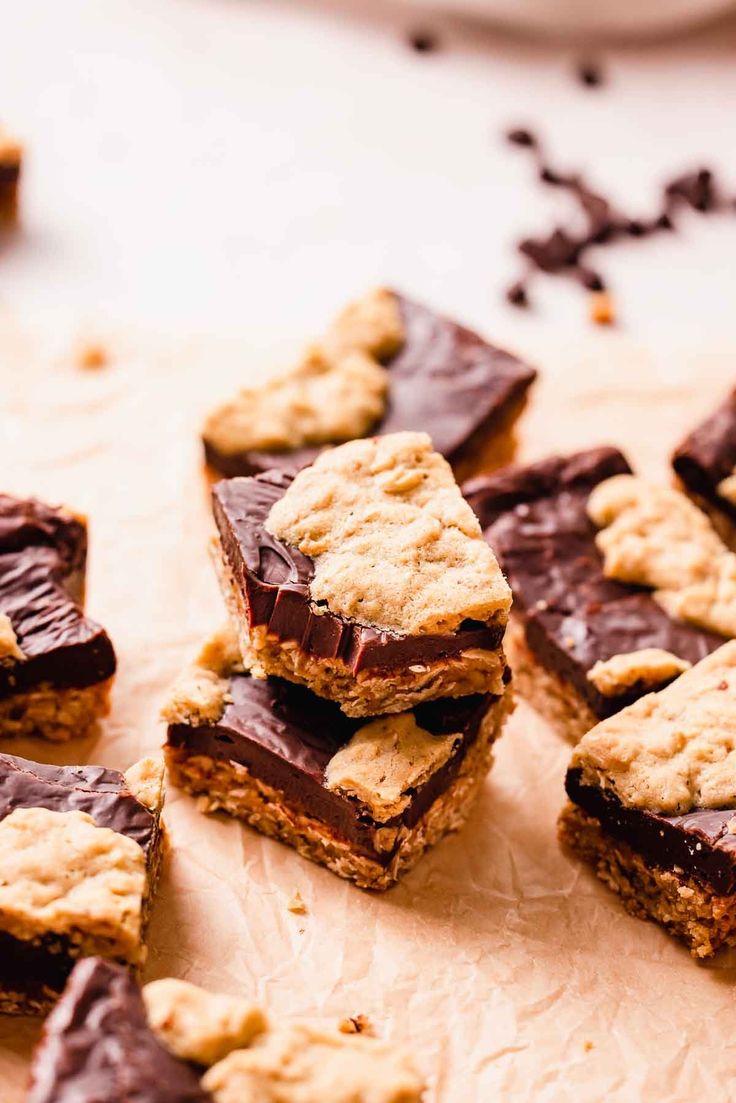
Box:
<box><xmin>1</xmin><ymin>307</ymin><xmax>736</xmax><ymax>1102</ymax></box>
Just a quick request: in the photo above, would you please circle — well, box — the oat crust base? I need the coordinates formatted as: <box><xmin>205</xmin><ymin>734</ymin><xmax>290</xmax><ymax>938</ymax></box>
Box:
<box><xmin>559</xmin><ymin>802</ymin><xmax>736</xmax><ymax>958</ymax></box>
<box><xmin>0</xmin><ymin>678</ymin><xmax>114</xmax><ymax>742</ymax></box>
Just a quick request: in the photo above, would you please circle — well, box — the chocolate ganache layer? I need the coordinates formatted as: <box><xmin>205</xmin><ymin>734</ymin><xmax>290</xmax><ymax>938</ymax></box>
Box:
<box><xmin>212</xmin><ymin>472</ymin><xmax>504</xmax><ymax>674</ymax></box>
<box><xmin>167</xmin><ymin>671</ymin><xmax>500</xmax><ymax>863</ymax></box>
<box><xmin>26</xmin><ymin>958</ymin><xmax>211</xmax><ymax>1103</ymax></box>
<box><xmin>203</xmin><ymin>292</ymin><xmax>537</xmax><ymax>478</ymax></box>
<box><xmin>566</xmin><ymin>768</ymin><xmax>736</xmax><ymax>895</ymax></box>
<box><xmin>673</xmin><ymin>387</ymin><xmax>736</xmax><ymax>525</ymax></box>
<box><xmin>0</xmin><ymin>495</ymin><xmax>116</xmax><ymax>697</ymax></box>
<box><xmin>0</xmin><ymin>753</ymin><xmax>157</xmax><ymax>855</ymax></box>
<box><xmin>464</xmin><ymin>447</ymin><xmax>722</xmax><ymax>717</ymax></box>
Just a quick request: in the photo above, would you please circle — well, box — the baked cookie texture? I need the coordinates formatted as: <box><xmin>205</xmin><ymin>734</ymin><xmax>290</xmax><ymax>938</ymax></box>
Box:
<box><xmin>202</xmin><ymin>288</ymin><xmax>536</xmax><ymax>483</ymax></box>
<box><xmin>0</xmin><ymin>127</ymin><xmax>21</xmax><ymax>224</ymax></box>
<box><xmin>0</xmin><ymin>752</ymin><xmax>165</xmax><ymax>1015</ymax></box>
<box><xmin>0</xmin><ymin>493</ymin><xmax>117</xmax><ymax>740</ymax></box>
<box><xmin>560</xmin><ymin>642</ymin><xmax>736</xmax><ymax>957</ymax></box>
<box><xmin>163</xmin><ymin>625</ymin><xmax>512</xmax><ymax>890</ymax></box>
<box><xmin>25</xmin><ymin>957</ymin><xmax>426</xmax><ymax>1103</ymax></box>
<box><xmin>673</xmin><ymin>386</ymin><xmax>736</xmax><ymax>550</ymax></box>
<box><xmin>212</xmin><ymin>432</ymin><xmax>510</xmax><ymax>718</ymax></box>
<box><xmin>464</xmin><ymin>447</ymin><xmax>725</xmax><ymax>742</ymax></box>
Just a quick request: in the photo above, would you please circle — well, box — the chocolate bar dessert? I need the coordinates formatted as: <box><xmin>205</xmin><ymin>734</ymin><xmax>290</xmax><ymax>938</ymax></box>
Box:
<box><xmin>202</xmin><ymin>288</ymin><xmax>536</xmax><ymax>483</ymax></box>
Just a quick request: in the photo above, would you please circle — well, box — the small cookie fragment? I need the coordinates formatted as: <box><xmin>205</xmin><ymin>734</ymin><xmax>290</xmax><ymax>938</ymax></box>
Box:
<box><xmin>586</xmin><ymin>649</ymin><xmax>691</xmax><ymax>698</ymax></box>
<box><xmin>338</xmin><ymin>1014</ymin><xmax>374</xmax><ymax>1036</ymax></box>
<box><xmin>286</xmin><ymin>890</ymin><xmax>307</xmax><ymax>915</ymax></box>
<box><xmin>589</xmin><ymin>290</ymin><xmax>615</xmax><ymax>325</ymax></box>
<box><xmin>76</xmin><ymin>341</ymin><xmax>109</xmax><ymax>371</ymax></box>
<box><xmin>143</xmin><ymin>977</ymin><xmax>267</xmax><ymax>1066</ymax></box>
<box><xmin>202</xmin><ymin>1021</ymin><xmax>425</xmax><ymax>1103</ymax></box>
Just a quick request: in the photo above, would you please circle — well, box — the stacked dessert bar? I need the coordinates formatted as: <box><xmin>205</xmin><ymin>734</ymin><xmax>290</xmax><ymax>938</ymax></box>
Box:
<box><xmin>164</xmin><ymin>431</ymin><xmax>514</xmax><ymax>889</ymax></box>
<box><xmin>202</xmin><ymin>288</ymin><xmax>536</xmax><ymax>483</ymax></box>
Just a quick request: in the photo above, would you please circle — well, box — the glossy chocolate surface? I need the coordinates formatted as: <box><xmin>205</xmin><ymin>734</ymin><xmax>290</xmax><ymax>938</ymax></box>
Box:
<box><xmin>464</xmin><ymin>447</ymin><xmax>722</xmax><ymax>717</ymax></box>
<box><xmin>0</xmin><ymin>494</ymin><xmax>116</xmax><ymax>697</ymax></box>
<box><xmin>203</xmin><ymin>291</ymin><xmax>536</xmax><ymax>478</ymax></box>
<box><xmin>213</xmin><ymin>472</ymin><xmax>504</xmax><ymax>675</ymax></box>
<box><xmin>566</xmin><ymin>768</ymin><xmax>736</xmax><ymax>895</ymax></box>
<box><xmin>26</xmin><ymin>958</ymin><xmax>211</xmax><ymax>1103</ymax></box>
<box><xmin>673</xmin><ymin>387</ymin><xmax>736</xmax><ymax>524</ymax></box>
<box><xmin>0</xmin><ymin>752</ymin><xmax>157</xmax><ymax>855</ymax></box>
<box><xmin>167</xmin><ymin>670</ymin><xmax>497</xmax><ymax>863</ymax></box>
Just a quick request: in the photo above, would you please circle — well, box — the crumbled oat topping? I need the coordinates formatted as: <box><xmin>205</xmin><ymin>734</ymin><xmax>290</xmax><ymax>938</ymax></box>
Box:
<box><xmin>161</xmin><ymin>625</ymin><xmax>241</xmax><ymax>725</ymax></box>
<box><xmin>717</xmin><ymin>468</ymin><xmax>736</xmax><ymax>506</ymax></box>
<box><xmin>203</xmin><ymin>289</ymin><xmax>403</xmax><ymax>457</ymax></box>
<box><xmin>143</xmin><ymin>977</ymin><xmax>267</xmax><ymax>1067</ymax></box>
<box><xmin>202</xmin><ymin>1020</ymin><xmax>425</xmax><ymax>1103</ymax></box>
<box><xmin>588</xmin><ymin>475</ymin><xmax>736</xmax><ymax>638</ymax></box>
<box><xmin>0</xmin><ymin>807</ymin><xmax>145</xmax><ymax>960</ymax></box>
<box><xmin>266</xmin><ymin>432</ymin><xmax>511</xmax><ymax>636</ymax></box>
<box><xmin>123</xmin><ymin>757</ymin><xmax>165</xmax><ymax>813</ymax></box>
<box><xmin>0</xmin><ymin>613</ymin><xmax>24</xmax><ymax>664</ymax></box>
<box><xmin>586</xmin><ymin>649</ymin><xmax>691</xmax><ymax>697</ymax></box>
<box><xmin>572</xmin><ymin>642</ymin><xmax>736</xmax><ymax>814</ymax></box>
<box><xmin>325</xmin><ymin>712</ymin><xmax>459</xmax><ymax>822</ymax></box>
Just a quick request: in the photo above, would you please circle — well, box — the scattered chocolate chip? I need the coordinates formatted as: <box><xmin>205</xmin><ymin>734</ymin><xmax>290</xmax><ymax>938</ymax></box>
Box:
<box><xmin>578</xmin><ymin>268</ymin><xmax>605</xmax><ymax>292</ymax></box>
<box><xmin>506</xmin><ymin>127</ymin><xmax>537</xmax><ymax>149</ymax></box>
<box><xmin>577</xmin><ymin>61</ymin><xmax>604</xmax><ymax>88</ymax></box>
<box><xmin>502</xmin><ymin>125</ymin><xmax>734</xmax><ymax>324</ymax></box>
<box><xmin>408</xmin><ymin>30</ymin><xmax>439</xmax><ymax>53</ymax></box>
<box><xmin>506</xmin><ymin>281</ymin><xmax>529</xmax><ymax>308</ymax></box>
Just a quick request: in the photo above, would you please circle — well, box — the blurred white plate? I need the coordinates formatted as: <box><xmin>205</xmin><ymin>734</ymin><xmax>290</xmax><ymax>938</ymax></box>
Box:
<box><xmin>399</xmin><ymin>0</ymin><xmax>735</xmax><ymax>36</ymax></box>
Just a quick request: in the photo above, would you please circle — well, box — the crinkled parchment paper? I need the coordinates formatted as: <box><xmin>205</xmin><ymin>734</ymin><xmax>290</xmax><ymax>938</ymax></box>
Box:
<box><xmin>1</xmin><ymin>308</ymin><xmax>736</xmax><ymax>1101</ymax></box>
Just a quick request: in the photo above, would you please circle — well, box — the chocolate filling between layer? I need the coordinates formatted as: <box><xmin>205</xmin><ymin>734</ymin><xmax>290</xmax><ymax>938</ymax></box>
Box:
<box><xmin>566</xmin><ymin>768</ymin><xmax>736</xmax><ymax>896</ymax></box>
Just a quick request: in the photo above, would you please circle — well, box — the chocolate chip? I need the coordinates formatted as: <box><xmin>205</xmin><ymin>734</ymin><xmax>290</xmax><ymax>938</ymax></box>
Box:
<box><xmin>577</xmin><ymin>61</ymin><xmax>604</xmax><ymax>88</ymax></box>
<box><xmin>506</xmin><ymin>281</ymin><xmax>529</xmax><ymax>308</ymax></box>
<box><xmin>506</xmin><ymin>127</ymin><xmax>537</xmax><ymax>149</ymax></box>
<box><xmin>408</xmin><ymin>30</ymin><xmax>439</xmax><ymax>53</ymax></box>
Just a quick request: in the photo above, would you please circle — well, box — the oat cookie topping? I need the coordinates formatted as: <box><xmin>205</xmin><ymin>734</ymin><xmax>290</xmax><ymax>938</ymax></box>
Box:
<box><xmin>588</xmin><ymin>475</ymin><xmax>736</xmax><ymax>638</ymax></box>
<box><xmin>161</xmin><ymin>625</ymin><xmax>241</xmax><ymax>726</ymax></box>
<box><xmin>586</xmin><ymin>649</ymin><xmax>691</xmax><ymax>698</ymax></box>
<box><xmin>717</xmin><ymin>468</ymin><xmax>736</xmax><ymax>506</ymax></box>
<box><xmin>572</xmin><ymin>642</ymin><xmax>736</xmax><ymax>814</ymax></box>
<box><xmin>203</xmin><ymin>289</ymin><xmax>403</xmax><ymax>458</ymax></box>
<box><xmin>202</xmin><ymin>1020</ymin><xmax>425</xmax><ymax>1103</ymax></box>
<box><xmin>123</xmin><ymin>757</ymin><xmax>165</xmax><ymax>814</ymax></box>
<box><xmin>266</xmin><ymin>432</ymin><xmax>511</xmax><ymax>636</ymax></box>
<box><xmin>0</xmin><ymin>612</ymin><xmax>24</xmax><ymax>664</ymax></box>
<box><xmin>0</xmin><ymin>807</ymin><xmax>146</xmax><ymax>959</ymax></box>
<box><xmin>325</xmin><ymin>713</ymin><xmax>460</xmax><ymax>822</ymax></box>
<box><xmin>143</xmin><ymin>977</ymin><xmax>267</xmax><ymax>1067</ymax></box>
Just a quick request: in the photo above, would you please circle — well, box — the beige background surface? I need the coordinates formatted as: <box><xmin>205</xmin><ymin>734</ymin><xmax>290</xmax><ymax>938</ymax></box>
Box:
<box><xmin>1</xmin><ymin>309</ymin><xmax>735</xmax><ymax>1101</ymax></box>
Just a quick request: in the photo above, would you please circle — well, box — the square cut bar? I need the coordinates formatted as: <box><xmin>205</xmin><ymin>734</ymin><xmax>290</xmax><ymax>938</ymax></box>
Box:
<box><xmin>26</xmin><ymin>957</ymin><xmax>425</xmax><ymax>1103</ymax></box>
<box><xmin>163</xmin><ymin>627</ymin><xmax>511</xmax><ymax>890</ymax></box>
<box><xmin>559</xmin><ymin>642</ymin><xmax>736</xmax><ymax>958</ymax></box>
<box><xmin>672</xmin><ymin>386</ymin><xmax>736</xmax><ymax>549</ymax></box>
<box><xmin>212</xmin><ymin>433</ymin><xmax>511</xmax><ymax>718</ymax></box>
<box><xmin>464</xmin><ymin>448</ymin><xmax>723</xmax><ymax>742</ymax></box>
<box><xmin>0</xmin><ymin>494</ymin><xmax>117</xmax><ymax>740</ymax></box>
<box><xmin>202</xmin><ymin>288</ymin><xmax>536</xmax><ymax>483</ymax></box>
<box><xmin>0</xmin><ymin>752</ymin><xmax>165</xmax><ymax>1014</ymax></box>
<box><xmin>0</xmin><ymin>128</ymin><xmax>21</xmax><ymax>224</ymax></box>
